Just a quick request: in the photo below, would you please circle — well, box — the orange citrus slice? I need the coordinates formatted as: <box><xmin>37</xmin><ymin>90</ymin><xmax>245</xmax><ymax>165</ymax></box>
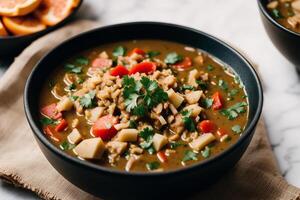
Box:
<box><xmin>0</xmin><ymin>0</ymin><xmax>41</xmax><ymax>17</ymax></box>
<box><xmin>35</xmin><ymin>0</ymin><xmax>80</xmax><ymax>26</ymax></box>
<box><xmin>3</xmin><ymin>15</ymin><xmax>46</xmax><ymax>35</ymax></box>
<box><xmin>0</xmin><ymin>19</ymin><xmax>8</xmax><ymax>36</ymax></box>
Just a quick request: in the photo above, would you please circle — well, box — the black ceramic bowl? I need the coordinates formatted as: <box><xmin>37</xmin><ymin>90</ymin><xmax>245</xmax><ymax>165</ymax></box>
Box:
<box><xmin>0</xmin><ymin>0</ymin><xmax>82</xmax><ymax>56</ymax></box>
<box><xmin>258</xmin><ymin>0</ymin><xmax>300</xmax><ymax>69</ymax></box>
<box><xmin>24</xmin><ymin>22</ymin><xmax>263</xmax><ymax>199</ymax></box>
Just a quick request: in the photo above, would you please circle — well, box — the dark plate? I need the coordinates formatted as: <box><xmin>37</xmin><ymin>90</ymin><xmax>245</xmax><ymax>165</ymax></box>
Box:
<box><xmin>258</xmin><ymin>0</ymin><xmax>300</xmax><ymax>69</ymax></box>
<box><xmin>0</xmin><ymin>0</ymin><xmax>83</xmax><ymax>56</ymax></box>
<box><xmin>24</xmin><ymin>22</ymin><xmax>263</xmax><ymax>199</ymax></box>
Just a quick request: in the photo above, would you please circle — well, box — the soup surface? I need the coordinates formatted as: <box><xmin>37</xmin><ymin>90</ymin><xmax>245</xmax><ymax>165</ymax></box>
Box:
<box><xmin>39</xmin><ymin>40</ymin><xmax>249</xmax><ymax>172</ymax></box>
<box><xmin>267</xmin><ymin>0</ymin><xmax>300</xmax><ymax>33</ymax></box>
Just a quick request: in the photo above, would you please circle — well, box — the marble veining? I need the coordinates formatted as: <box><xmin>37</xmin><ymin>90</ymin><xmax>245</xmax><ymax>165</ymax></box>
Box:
<box><xmin>1</xmin><ymin>0</ymin><xmax>300</xmax><ymax>198</ymax></box>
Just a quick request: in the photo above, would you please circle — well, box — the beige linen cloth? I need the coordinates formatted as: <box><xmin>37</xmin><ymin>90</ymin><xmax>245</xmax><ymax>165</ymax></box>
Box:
<box><xmin>0</xmin><ymin>20</ymin><xmax>300</xmax><ymax>200</ymax></box>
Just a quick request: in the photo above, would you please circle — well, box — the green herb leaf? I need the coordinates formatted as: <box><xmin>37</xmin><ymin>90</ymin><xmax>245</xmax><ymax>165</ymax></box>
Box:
<box><xmin>169</xmin><ymin>141</ymin><xmax>183</xmax><ymax>149</ymax></box>
<box><xmin>75</xmin><ymin>56</ymin><xmax>89</xmax><ymax>65</ymax></box>
<box><xmin>113</xmin><ymin>46</ymin><xmax>126</xmax><ymax>57</ymax></box>
<box><xmin>139</xmin><ymin>127</ymin><xmax>155</xmax><ymax>153</ymax></box>
<box><xmin>201</xmin><ymin>98</ymin><xmax>213</xmax><ymax>108</ymax></box>
<box><xmin>146</xmin><ymin>161</ymin><xmax>160</xmax><ymax>170</ymax></box>
<box><xmin>124</xmin><ymin>93</ymin><xmax>139</xmax><ymax>112</ymax></box>
<box><xmin>77</xmin><ymin>77</ymin><xmax>84</xmax><ymax>84</ymax></box>
<box><xmin>272</xmin><ymin>8</ymin><xmax>282</xmax><ymax>19</ymax></box>
<box><xmin>79</xmin><ymin>90</ymin><xmax>97</xmax><ymax>108</ymax></box>
<box><xmin>196</xmin><ymin>80</ymin><xmax>208</xmax><ymax>90</ymax></box>
<box><xmin>181</xmin><ymin>110</ymin><xmax>196</xmax><ymax>132</ymax></box>
<box><xmin>207</xmin><ymin>65</ymin><xmax>214</xmax><ymax>71</ymax></box>
<box><xmin>220</xmin><ymin>102</ymin><xmax>247</xmax><ymax>120</ymax></box>
<box><xmin>147</xmin><ymin>51</ymin><xmax>160</xmax><ymax>58</ymax></box>
<box><xmin>64</xmin><ymin>64</ymin><xmax>82</xmax><ymax>74</ymax></box>
<box><xmin>228</xmin><ymin>89</ymin><xmax>239</xmax><ymax>97</ymax></box>
<box><xmin>133</xmin><ymin>104</ymin><xmax>147</xmax><ymax>117</ymax></box>
<box><xmin>139</xmin><ymin>127</ymin><xmax>154</xmax><ymax>140</ymax></box>
<box><xmin>232</xmin><ymin>125</ymin><xmax>242</xmax><ymax>134</ymax></box>
<box><xmin>67</xmin><ymin>83</ymin><xmax>76</xmax><ymax>91</ymax></box>
<box><xmin>70</xmin><ymin>95</ymin><xmax>79</xmax><ymax>101</ymax></box>
<box><xmin>164</xmin><ymin>52</ymin><xmax>183</xmax><ymax>64</ymax></box>
<box><xmin>60</xmin><ymin>141</ymin><xmax>75</xmax><ymax>151</ymax></box>
<box><xmin>218</xmin><ymin>79</ymin><xmax>228</xmax><ymax>91</ymax></box>
<box><xmin>147</xmin><ymin>146</ymin><xmax>156</xmax><ymax>155</ymax></box>
<box><xmin>179</xmin><ymin>85</ymin><xmax>195</xmax><ymax>91</ymax></box>
<box><xmin>129</xmin><ymin>120</ymin><xmax>137</xmax><ymax>128</ymax></box>
<box><xmin>201</xmin><ymin>146</ymin><xmax>210</xmax><ymax>158</ymax></box>
<box><xmin>40</xmin><ymin>117</ymin><xmax>59</xmax><ymax>125</ymax></box>
<box><xmin>182</xmin><ymin>150</ymin><xmax>198</xmax><ymax>162</ymax></box>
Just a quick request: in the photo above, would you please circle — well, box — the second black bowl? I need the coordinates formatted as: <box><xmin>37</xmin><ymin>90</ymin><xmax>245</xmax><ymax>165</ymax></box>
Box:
<box><xmin>24</xmin><ymin>22</ymin><xmax>263</xmax><ymax>199</ymax></box>
<box><xmin>258</xmin><ymin>0</ymin><xmax>300</xmax><ymax>69</ymax></box>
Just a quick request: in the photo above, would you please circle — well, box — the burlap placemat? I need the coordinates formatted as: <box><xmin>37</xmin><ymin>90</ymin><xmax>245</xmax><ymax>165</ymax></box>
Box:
<box><xmin>0</xmin><ymin>20</ymin><xmax>299</xmax><ymax>200</ymax></box>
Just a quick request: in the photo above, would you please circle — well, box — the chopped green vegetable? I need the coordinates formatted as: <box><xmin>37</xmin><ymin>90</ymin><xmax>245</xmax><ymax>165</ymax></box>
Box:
<box><xmin>75</xmin><ymin>56</ymin><xmax>89</xmax><ymax>65</ymax></box>
<box><xmin>64</xmin><ymin>64</ymin><xmax>82</xmax><ymax>74</ymax></box>
<box><xmin>218</xmin><ymin>79</ymin><xmax>228</xmax><ymax>91</ymax></box>
<box><xmin>229</xmin><ymin>89</ymin><xmax>238</xmax><ymax>97</ymax></box>
<box><xmin>207</xmin><ymin>65</ymin><xmax>214</xmax><ymax>71</ymax></box>
<box><xmin>181</xmin><ymin>110</ymin><xmax>196</xmax><ymax>132</ymax></box>
<box><xmin>147</xmin><ymin>146</ymin><xmax>156</xmax><ymax>155</ymax></box>
<box><xmin>169</xmin><ymin>141</ymin><xmax>183</xmax><ymax>149</ymax></box>
<box><xmin>113</xmin><ymin>46</ymin><xmax>126</xmax><ymax>57</ymax></box>
<box><xmin>232</xmin><ymin>125</ymin><xmax>242</xmax><ymax>134</ymax></box>
<box><xmin>79</xmin><ymin>90</ymin><xmax>97</xmax><ymax>108</ymax></box>
<box><xmin>77</xmin><ymin>77</ymin><xmax>84</xmax><ymax>84</ymax></box>
<box><xmin>147</xmin><ymin>51</ymin><xmax>160</xmax><ymax>58</ymax></box>
<box><xmin>129</xmin><ymin>120</ymin><xmax>137</xmax><ymax>128</ymax></box>
<box><xmin>164</xmin><ymin>52</ymin><xmax>183</xmax><ymax>64</ymax></box>
<box><xmin>40</xmin><ymin>117</ymin><xmax>59</xmax><ymax>125</ymax></box>
<box><xmin>60</xmin><ymin>141</ymin><xmax>75</xmax><ymax>151</ymax></box>
<box><xmin>70</xmin><ymin>95</ymin><xmax>79</xmax><ymax>101</ymax></box>
<box><xmin>196</xmin><ymin>80</ymin><xmax>208</xmax><ymax>90</ymax></box>
<box><xmin>146</xmin><ymin>161</ymin><xmax>160</xmax><ymax>170</ymax></box>
<box><xmin>139</xmin><ymin>127</ymin><xmax>154</xmax><ymax>140</ymax></box>
<box><xmin>272</xmin><ymin>8</ymin><xmax>282</xmax><ymax>19</ymax></box>
<box><xmin>201</xmin><ymin>146</ymin><xmax>210</xmax><ymax>158</ymax></box>
<box><xmin>67</xmin><ymin>83</ymin><xmax>76</xmax><ymax>91</ymax></box>
<box><xmin>201</xmin><ymin>98</ymin><xmax>213</xmax><ymax>108</ymax></box>
<box><xmin>220</xmin><ymin>102</ymin><xmax>248</xmax><ymax>120</ymax></box>
<box><xmin>182</xmin><ymin>150</ymin><xmax>198</xmax><ymax>162</ymax></box>
<box><xmin>139</xmin><ymin>127</ymin><xmax>155</xmax><ymax>154</ymax></box>
<box><xmin>179</xmin><ymin>85</ymin><xmax>195</xmax><ymax>91</ymax></box>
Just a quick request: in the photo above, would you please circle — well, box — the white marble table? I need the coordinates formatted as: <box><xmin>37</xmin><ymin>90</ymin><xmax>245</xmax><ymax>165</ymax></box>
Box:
<box><xmin>1</xmin><ymin>0</ymin><xmax>300</xmax><ymax>198</ymax></box>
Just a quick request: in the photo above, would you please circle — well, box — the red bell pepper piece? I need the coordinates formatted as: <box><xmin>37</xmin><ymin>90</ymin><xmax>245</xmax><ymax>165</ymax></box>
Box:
<box><xmin>92</xmin><ymin>115</ymin><xmax>118</xmax><ymax>141</ymax></box>
<box><xmin>174</xmin><ymin>57</ymin><xmax>192</xmax><ymax>69</ymax></box>
<box><xmin>43</xmin><ymin>126</ymin><xmax>60</xmax><ymax>142</ymax></box>
<box><xmin>92</xmin><ymin>58</ymin><xmax>112</xmax><ymax>68</ymax></box>
<box><xmin>55</xmin><ymin>119</ymin><xmax>68</xmax><ymax>132</ymax></box>
<box><xmin>110</xmin><ymin>65</ymin><xmax>129</xmax><ymax>77</ymax></box>
<box><xmin>41</xmin><ymin>103</ymin><xmax>62</xmax><ymax>119</ymax></box>
<box><xmin>212</xmin><ymin>92</ymin><xmax>223</xmax><ymax>110</ymax></box>
<box><xmin>129</xmin><ymin>62</ymin><xmax>156</xmax><ymax>75</ymax></box>
<box><xmin>128</xmin><ymin>48</ymin><xmax>146</xmax><ymax>56</ymax></box>
<box><xmin>157</xmin><ymin>151</ymin><xmax>168</xmax><ymax>163</ymax></box>
<box><xmin>198</xmin><ymin>120</ymin><xmax>216</xmax><ymax>133</ymax></box>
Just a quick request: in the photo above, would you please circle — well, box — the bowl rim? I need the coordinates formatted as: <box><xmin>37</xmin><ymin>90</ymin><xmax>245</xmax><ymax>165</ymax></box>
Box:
<box><xmin>257</xmin><ymin>0</ymin><xmax>300</xmax><ymax>37</ymax></box>
<box><xmin>0</xmin><ymin>0</ymin><xmax>83</xmax><ymax>40</ymax></box>
<box><xmin>24</xmin><ymin>21</ymin><xmax>263</xmax><ymax>177</ymax></box>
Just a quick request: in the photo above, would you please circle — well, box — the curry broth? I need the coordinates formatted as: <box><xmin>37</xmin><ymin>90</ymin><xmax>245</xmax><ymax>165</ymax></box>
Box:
<box><xmin>39</xmin><ymin>40</ymin><xmax>248</xmax><ymax>172</ymax></box>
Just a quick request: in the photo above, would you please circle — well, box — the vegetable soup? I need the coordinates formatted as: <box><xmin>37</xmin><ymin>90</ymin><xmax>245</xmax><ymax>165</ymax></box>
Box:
<box><xmin>39</xmin><ymin>40</ymin><xmax>249</xmax><ymax>172</ymax></box>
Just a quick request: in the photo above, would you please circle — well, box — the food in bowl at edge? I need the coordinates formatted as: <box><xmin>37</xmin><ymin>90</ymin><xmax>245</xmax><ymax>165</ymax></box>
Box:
<box><xmin>39</xmin><ymin>40</ymin><xmax>249</xmax><ymax>172</ymax></box>
<box><xmin>0</xmin><ymin>0</ymin><xmax>80</xmax><ymax>36</ymax></box>
<box><xmin>267</xmin><ymin>0</ymin><xmax>300</xmax><ymax>33</ymax></box>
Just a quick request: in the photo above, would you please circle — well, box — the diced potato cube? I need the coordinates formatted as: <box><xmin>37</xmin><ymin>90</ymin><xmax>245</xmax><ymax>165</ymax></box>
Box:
<box><xmin>67</xmin><ymin>128</ymin><xmax>82</xmax><ymax>144</ymax></box>
<box><xmin>73</xmin><ymin>138</ymin><xmax>105</xmax><ymax>159</ymax></box>
<box><xmin>157</xmin><ymin>116</ymin><xmax>167</xmax><ymax>126</ymax></box>
<box><xmin>117</xmin><ymin>129</ymin><xmax>138</xmax><ymax>142</ymax></box>
<box><xmin>187</xmin><ymin>69</ymin><xmax>199</xmax><ymax>87</ymax></box>
<box><xmin>56</xmin><ymin>96</ymin><xmax>73</xmax><ymax>112</ymax></box>
<box><xmin>185</xmin><ymin>90</ymin><xmax>203</xmax><ymax>104</ymax></box>
<box><xmin>99</xmin><ymin>51</ymin><xmax>109</xmax><ymax>59</ymax></box>
<box><xmin>292</xmin><ymin>0</ymin><xmax>300</xmax><ymax>12</ymax></box>
<box><xmin>167</xmin><ymin>89</ymin><xmax>184</xmax><ymax>108</ymax></box>
<box><xmin>86</xmin><ymin>107</ymin><xmax>104</xmax><ymax>123</ymax></box>
<box><xmin>189</xmin><ymin>133</ymin><xmax>216</xmax><ymax>151</ymax></box>
<box><xmin>153</xmin><ymin>133</ymin><xmax>168</xmax><ymax>151</ymax></box>
<box><xmin>106</xmin><ymin>141</ymin><xmax>128</xmax><ymax>155</ymax></box>
<box><xmin>183</xmin><ymin>104</ymin><xmax>203</xmax><ymax>117</ymax></box>
<box><xmin>267</xmin><ymin>1</ymin><xmax>278</xmax><ymax>9</ymax></box>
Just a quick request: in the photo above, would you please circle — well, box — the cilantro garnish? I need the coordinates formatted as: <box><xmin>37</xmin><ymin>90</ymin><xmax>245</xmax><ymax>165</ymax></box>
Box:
<box><xmin>179</xmin><ymin>85</ymin><xmax>194</xmax><ymax>92</ymax></box>
<box><xmin>181</xmin><ymin>110</ymin><xmax>196</xmax><ymax>132</ymax></box>
<box><xmin>129</xmin><ymin>120</ymin><xmax>137</xmax><ymax>128</ymax></box>
<box><xmin>164</xmin><ymin>52</ymin><xmax>183</xmax><ymax>64</ymax></box>
<box><xmin>169</xmin><ymin>141</ymin><xmax>183</xmax><ymax>149</ymax></box>
<box><xmin>113</xmin><ymin>46</ymin><xmax>126</xmax><ymax>57</ymax></box>
<box><xmin>201</xmin><ymin>98</ymin><xmax>213</xmax><ymax>108</ymax></box>
<box><xmin>220</xmin><ymin>102</ymin><xmax>247</xmax><ymax>120</ymax></box>
<box><xmin>196</xmin><ymin>80</ymin><xmax>208</xmax><ymax>90</ymax></box>
<box><xmin>60</xmin><ymin>141</ymin><xmax>75</xmax><ymax>151</ymax></box>
<box><xmin>40</xmin><ymin>117</ymin><xmax>59</xmax><ymax>125</ymax></box>
<box><xmin>75</xmin><ymin>56</ymin><xmax>89</xmax><ymax>65</ymax></box>
<box><xmin>139</xmin><ymin>127</ymin><xmax>156</xmax><ymax>154</ymax></box>
<box><xmin>146</xmin><ymin>161</ymin><xmax>160</xmax><ymax>170</ymax></box>
<box><xmin>232</xmin><ymin>125</ymin><xmax>242</xmax><ymax>134</ymax></box>
<box><xmin>272</xmin><ymin>9</ymin><xmax>282</xmax><ymax>19</ymax></box>
<box><xmin>64</xmin><ymin>64</ymin><xmax>82</xmax><ymax>74</ymax></box>
<box><xmin>182</xmin><ymin>150</ymin><xmax>198</xmax><ymax>162</ymax></box>
<box><xmin>207</xmin><ymin>65</ymin><xmax>214</xmax><ymax>71</ymax></box>
<box><xmin>122</xmin><ymin>76</ymin><xmax>168</xmax><ymax>116</ymax></box>
<box><xmin>147</xmin><ymin>51</ymin><xmax>160</xmax><ymax>58</ymax></box>
<box><xmin>70</xmin><ymin>95</ymin><xmax>79</xmax><ymax>101</ymax></box>
<box><xmin>67</xmin><ymin>83</ymin><xmax>76</xmax><ymax>91</ymax></box>
<box><xmin>201</xmin><ymin>146</ymin><xmax>210</xmax><ymax>158</ymax></box>
<box><xmin>79</xmin><ymin>90</ymin><xmax>97</xmax><ymax>108</ymax></box>
<box><xmin>218</xmin><ymin>79</ymin><xmax>228</xmax><ymax>91</ymax></box>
